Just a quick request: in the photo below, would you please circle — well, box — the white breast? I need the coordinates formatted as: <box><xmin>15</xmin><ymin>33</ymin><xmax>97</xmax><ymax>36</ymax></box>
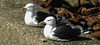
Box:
<box><xmin>44</xmin><ymin>25</ymin><xmax>53</xmax><ymax>38</ymax></box>
<box><xmin>24</xmin><ymin>11</ymin><xmax>38</xmax><ymax>26</ymax></box>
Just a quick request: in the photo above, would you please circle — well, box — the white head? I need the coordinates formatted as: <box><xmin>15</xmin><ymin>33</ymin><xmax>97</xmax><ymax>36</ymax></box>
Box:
<box><xmin>22</xmin><ymin>3</ymin><xmax>35</xmax><ymax>12</ymax></box>
<box><xmin>40</xmin><ymin>16</ymin><xmax>56</xmax><ymax>26</ymax></box>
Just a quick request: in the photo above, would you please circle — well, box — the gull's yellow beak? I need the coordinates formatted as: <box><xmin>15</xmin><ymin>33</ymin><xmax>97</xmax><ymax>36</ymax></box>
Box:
<box><xmin>21</xmin><ymin>8</ymin><xmax>26</xmax><ymax>10</ymax></box>
<box><xmin>40</xmin><ymin>21</ymin><xmax>45</xmax><ymax>24</ymax></box>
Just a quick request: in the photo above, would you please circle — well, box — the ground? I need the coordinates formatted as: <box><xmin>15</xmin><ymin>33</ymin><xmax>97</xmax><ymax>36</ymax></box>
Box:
<box><xmin>0</xmin><ymin>0</ymin><xmax>100</xmax><ymax>45</ymax></box>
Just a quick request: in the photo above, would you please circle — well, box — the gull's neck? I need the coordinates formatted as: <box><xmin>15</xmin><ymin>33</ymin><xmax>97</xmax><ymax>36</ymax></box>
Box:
<box><xmin>25</xmin><ymin>10</ymin><xmax>35</xmax><ymax>18</ymax></box>
<box><xmin>45</xmin><ymin>24</ymin><xmax>56</xmax><ymax>29</ymax></box>
<box><xmin>24</xmin><ymin>9</ymin><xmax>37</xmax><ymax>26</ymax></box>
<box><xmin>46</xmin><ymin>22</ymin><xmax>56</xmax><ymax>29</ymax></box>
<box><xmin>44</xmin><ymin>23</ymin><xmax>56</xmax><ymax>38</ymax></box>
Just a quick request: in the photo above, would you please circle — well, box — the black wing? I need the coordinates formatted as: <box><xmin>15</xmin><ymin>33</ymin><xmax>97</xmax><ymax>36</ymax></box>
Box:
<box><xmin>35</xmin><ymin>11</ymin><xmax>49</xmax><ymax>23</ymax></box>
<box><xmin>53</xmin><ymin>24</ymin><xmax>81</xmax><ymax>39</ymax></box>
<box><xmin>35</xmin><ymin>11</ymin><xmax>56</xmax><ymax>23</ymax></box>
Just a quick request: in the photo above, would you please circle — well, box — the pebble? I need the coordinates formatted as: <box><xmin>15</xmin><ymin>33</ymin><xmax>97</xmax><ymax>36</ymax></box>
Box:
<box><xmin>22</xmin><ymin>28</ymin><xmax>25</xmax><ymax>29</ymax></box>
<box><xmin>40</xmin><ymin>38</ymin><xmax>47</xmax><ymax>42</ymax></box>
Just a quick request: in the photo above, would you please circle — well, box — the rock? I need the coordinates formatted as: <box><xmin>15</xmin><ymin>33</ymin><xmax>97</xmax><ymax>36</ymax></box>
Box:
<box><xmin>64</xmin><ymin>0</ymin><xmax>79</xmax><ymax>7</ymax></box>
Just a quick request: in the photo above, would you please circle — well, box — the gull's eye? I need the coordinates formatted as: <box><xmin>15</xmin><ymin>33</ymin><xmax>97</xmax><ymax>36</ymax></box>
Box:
<box><xmin>29</xmin><ymin>6</ymin><xmax>31</xmax><ymax>8</ymax></box>
<box><xmin>47</xmin><ymin>20</ymin><xmax>51</xmax><ymax>21</ymax></box>
<box><xmin>29</xmin><ymin>6</ymin><xmax>32</xmax><ymax>8</ymax></box>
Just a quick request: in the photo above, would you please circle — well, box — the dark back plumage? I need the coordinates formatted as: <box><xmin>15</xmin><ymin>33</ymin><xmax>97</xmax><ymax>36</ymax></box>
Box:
<box><xmin>35</xmin><ymin>11</ymin><xmax>57</xmax><ymax>23</ymax></box>
<box><xmin>35</xmin><ymin>11</ymin><xmax>49</xmax><ymax>23</ymax></box>
<box><xmin>53</xmin><ymin>23</ymin><xmax>81</xmax><ymax>39</ymax></box>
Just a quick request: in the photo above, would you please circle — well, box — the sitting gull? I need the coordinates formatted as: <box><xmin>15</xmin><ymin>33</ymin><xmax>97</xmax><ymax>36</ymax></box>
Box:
<box><xmin>21</xmin><ymin>3</ymin><xmax>57</xmax><ymax>27</ymax></box>
<box><xmin>40</xmin><ymin>16</ymin><xmax>90</xmax><ymax>41</ymax></box>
